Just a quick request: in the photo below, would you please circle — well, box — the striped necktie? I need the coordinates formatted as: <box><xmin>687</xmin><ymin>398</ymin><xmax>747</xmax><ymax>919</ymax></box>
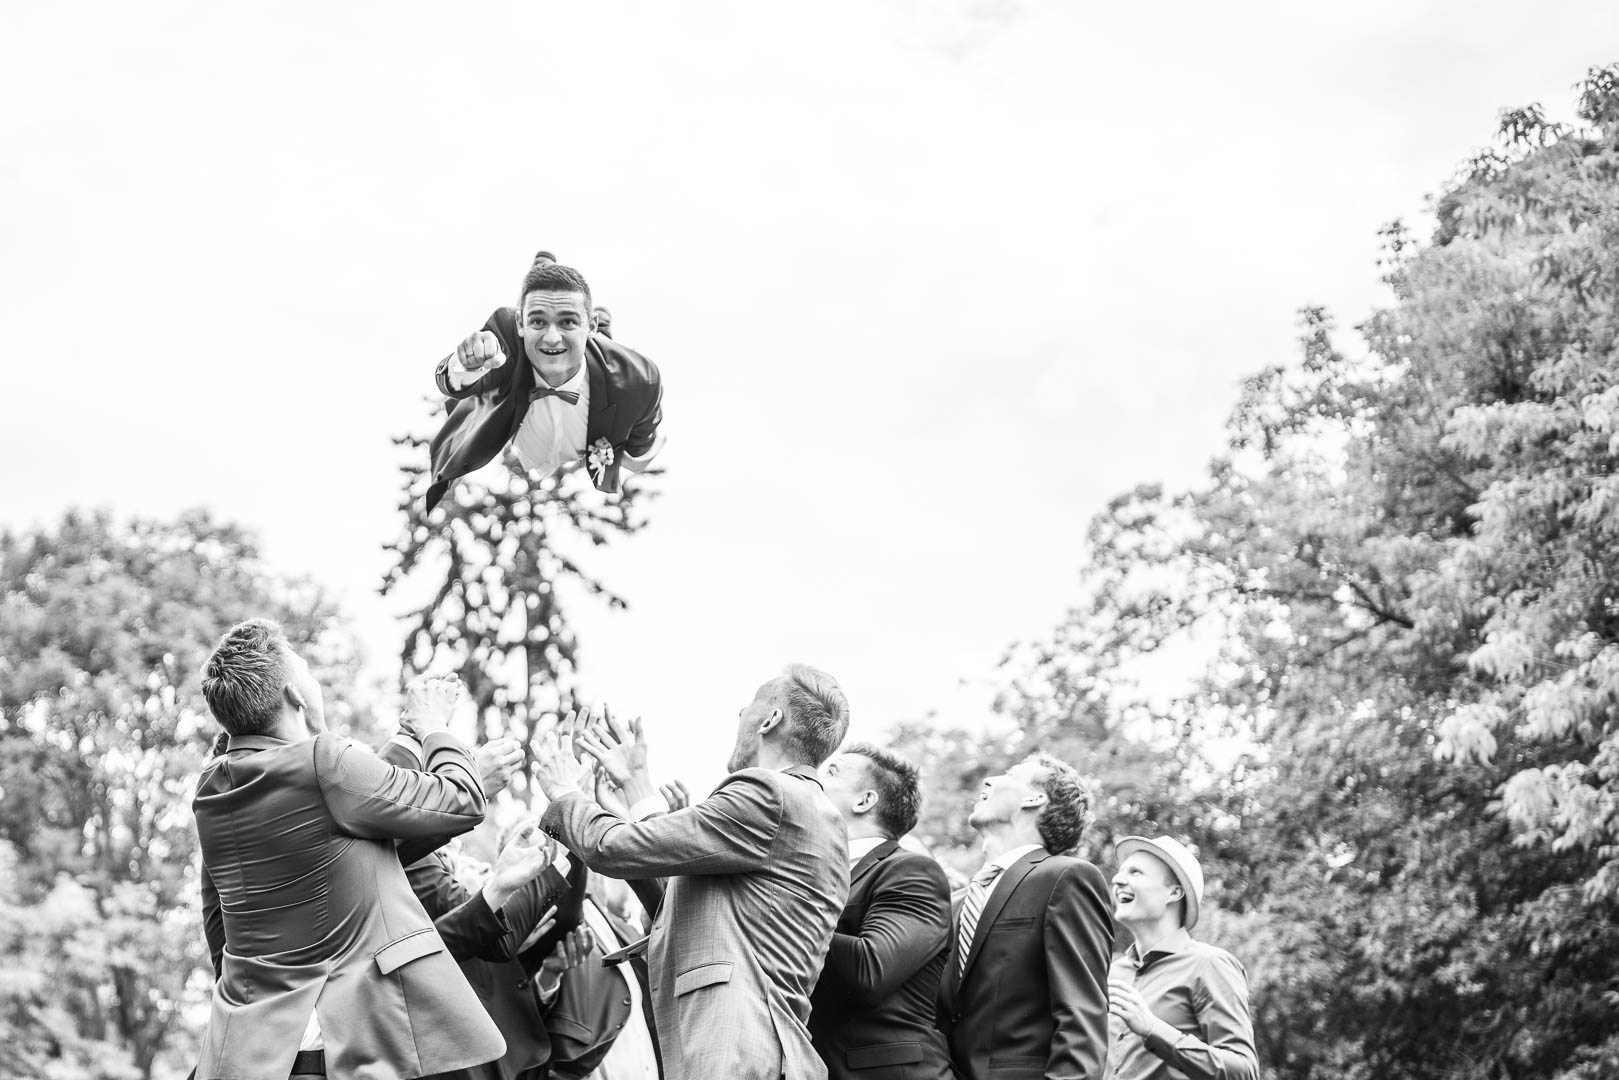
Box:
<box><xmin>957</xmin><ymin>862</ymin><xmax>1004</xmax><ymax>973</ymax></box>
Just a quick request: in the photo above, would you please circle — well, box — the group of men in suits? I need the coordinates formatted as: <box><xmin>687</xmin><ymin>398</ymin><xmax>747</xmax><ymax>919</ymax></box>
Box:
<box><xmin>192</xmin><ymin>614</ymin><xmax>1256</xmax><ymax>1080</ymax></box>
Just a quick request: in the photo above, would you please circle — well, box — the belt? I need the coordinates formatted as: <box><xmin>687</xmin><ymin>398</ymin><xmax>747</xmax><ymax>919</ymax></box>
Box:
<box><xmin>290</xmin><ymin>1050</ymin><xmax>325</xmax><ymax>1077</ymax></box>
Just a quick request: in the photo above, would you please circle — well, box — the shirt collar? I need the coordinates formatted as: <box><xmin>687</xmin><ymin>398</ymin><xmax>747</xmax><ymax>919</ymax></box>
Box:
<box><xmin>1124</xmin><ymin>928</ymin><xmax>1195</xmax><ymax>969</ymax></box>
<box><xmin>847</xmin><ymin>835</ymin><xmax>888</xmax><ymax>864</ymax></box>
<box><xmin>984</xmin><ymin>842</ymin><xmax>1043</xmax><ymax>874</ymax></box>
<box><xmin>531</xmin><ymin>361</ymin><xmax>588</xmax><ymax>394</ymax></box>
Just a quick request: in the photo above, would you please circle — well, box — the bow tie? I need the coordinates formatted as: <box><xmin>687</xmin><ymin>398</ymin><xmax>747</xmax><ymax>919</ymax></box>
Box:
<box><xmin>529</xmin><ymin>384</ymin><xmax>580</xmax><ymax>405</ymax></box>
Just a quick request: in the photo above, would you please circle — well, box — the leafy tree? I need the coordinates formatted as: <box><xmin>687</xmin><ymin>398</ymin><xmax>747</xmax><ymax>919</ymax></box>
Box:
<box><xmin>970</xmin><ymin>66</ymin><xmax>1619</xmax><ymax>1079</ymax></box>
<box><xmin>382</xmin><ymin>414</ymin><xmax>656</xmax><ymax>791</ymax></box>
<box><xmin>0</xmin><ymin>509</ymin><xmax>368</xmax><ymax>1079</ymax></box>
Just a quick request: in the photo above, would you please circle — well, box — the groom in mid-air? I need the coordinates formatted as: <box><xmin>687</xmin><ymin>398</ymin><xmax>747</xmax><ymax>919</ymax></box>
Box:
<box><xmin>426</xmin><ymin>252</ymin><xmax>665</xmax><ymax>512</ymax></box>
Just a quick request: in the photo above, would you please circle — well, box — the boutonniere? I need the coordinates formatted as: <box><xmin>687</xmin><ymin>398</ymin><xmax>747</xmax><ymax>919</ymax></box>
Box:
<box><xmin>587</xmin><ymin>437</ymin><xmax>616</xmax><ymax>483</ymax></box>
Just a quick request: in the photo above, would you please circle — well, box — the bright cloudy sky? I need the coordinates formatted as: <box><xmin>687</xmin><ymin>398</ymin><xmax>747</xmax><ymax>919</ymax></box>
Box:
<box><xmin>4</xmin><ymin>0</ymin><xmax>1617</xmax><ymax>788</ymax></box>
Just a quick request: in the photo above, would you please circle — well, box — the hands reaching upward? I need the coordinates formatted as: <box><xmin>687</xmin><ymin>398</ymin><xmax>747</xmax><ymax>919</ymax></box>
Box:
<box><xmin>531</xmin><ymin>704</ymin><xmax>690</xmax><ymax>816</ymax></box>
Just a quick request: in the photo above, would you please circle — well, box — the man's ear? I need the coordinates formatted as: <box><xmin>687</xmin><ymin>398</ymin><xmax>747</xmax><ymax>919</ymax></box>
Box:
<box><xmin>758</xmin><ymin>707</ymin><xmax>785</xmax><ymax>736</ymax></box>
<box><xmin>1020</xmin><ymin>791</ymin><xmax>1048</xmax><ymax>811</ymax></box>
<box><xmin>852</xmin><ymin>790</ymin><xmax>879</xmax><ymax>816</ymax></box>
<box><xmin>284</xmin><ymin>685</ymin><xmax>306</xmax><ymax>714</ymax></box>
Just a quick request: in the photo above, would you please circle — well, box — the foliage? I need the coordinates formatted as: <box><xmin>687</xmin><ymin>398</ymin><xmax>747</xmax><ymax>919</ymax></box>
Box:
<box><xmin>899</xmin><ymin>66</ymin><xmax>1619</xmax><ymax>1078</ymax></box>
<box><xmin>0</xmin><ymin>509</ymin><xmax>367</xmax><ymax>1079</ymax></box>
<box><xmin>382</xmin><ymin>414</ymin><xmax>656</xmax><ymax>785</ymax></box>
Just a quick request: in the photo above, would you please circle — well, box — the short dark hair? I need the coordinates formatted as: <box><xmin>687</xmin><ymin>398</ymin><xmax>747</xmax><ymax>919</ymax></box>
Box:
<box><xmin>845</xmin><ymin>741</ymin><xmax>922</xmax><ymax>838</ymax></box>
<box><xmin>1027</xmin><ymin>752</ymin><xmax>1094</xmax><ymax>854</ymax></box>
<box><xmin>201</xmin><ymin>618</ymin><xmax>290</xmax><ymax>736</ymax></box>
<box><xmin>519</xmin><ymin>259</ymin><xmax>592</xmax><ymax>311</ymax></box>
<box><xmin>776</xmin><ymin>664</ymin><xmax>850</xmax><ymax>766</ymax></box>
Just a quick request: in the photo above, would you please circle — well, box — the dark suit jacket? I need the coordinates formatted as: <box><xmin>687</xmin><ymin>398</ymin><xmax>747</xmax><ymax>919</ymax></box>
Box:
<box><xmin>937</xmin><ymin>848</ymin><xmax>1114</xmax><ymax>1080</ymax></box>
<box><xmin>193</xmin><ymin>732</ymin><xmax>504</xmax><ymax>1080</ymax></box>
<box><xmin>542</xmin><ymin>765</ymin><xmax>849</xmax><ymax>1080</ymax></box>
<box><xmin>428</xmin><ymin>308</ymin><xmax>663</xmax><ymax>509</ymax></box>
<box><xmin>406</xmin><ymin>851</ymin><xmax>574</xmax><ymax>1080</ymax></box>
<box><xmin>809</xmin><ymin>839</ymin><xmax>954</xmax><ymax>1080</ymax></box>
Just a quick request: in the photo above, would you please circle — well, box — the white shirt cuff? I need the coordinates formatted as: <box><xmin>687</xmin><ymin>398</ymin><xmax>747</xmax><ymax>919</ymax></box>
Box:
<box><xmin>628</xmin><ymin>794</ymin><xmax>670</xmax><ymax>821</ymax></box>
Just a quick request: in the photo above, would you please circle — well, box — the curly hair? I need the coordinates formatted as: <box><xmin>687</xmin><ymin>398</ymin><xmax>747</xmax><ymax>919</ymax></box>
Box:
<box><xmin>777</xmin><ymin>664</ymin><xmax>850</xmax><ymax>767</ymax></box>
<box><xmin>201</xmin><ymin>618</ymin><xmax>290</xmax><ymax>736</ymax></box>
<box><xmin>1027</xmin><ymin>752</ymin><xmax>1094</xmax><ymax>854</ymax></box>
<box><xmin>844</xmin><ymin>742</ymin><xmax>923</xmax><ymax>839</ymax></box>
<box><xmin>519</xmin><ymin>258</ymin><xmax>592</xmax><ymax>311</ymax></box>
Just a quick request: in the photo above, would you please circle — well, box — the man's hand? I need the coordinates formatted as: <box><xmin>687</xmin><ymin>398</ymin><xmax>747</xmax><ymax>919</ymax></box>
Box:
<box><xmin>481</xmin><ymin>820</ymin><xmax>555</xmax><ymax>912</ymax></box>
<box><xmin>455</xmin><ymin>329</ymin><xmax>506</xmax><ymax>373</ymax></box>
<box><xmin>660</xmin><ymin>778</ymin><xmax>693</xmax><ymax>811</ymax></box>
<box><xmin>577</xmin><ymin>707</ymin><xmax>656</xmax><ymax>805</ymax></box>
<box><xmin>1107</xmin><ymin>974</ymin><xmax>1157</xmax><ymax>1037</ymax></box>
<box><xmin>535</xmin><ymin>925</ymin><xmax>597</xmax><ymax>1000</ymax></box>
<box><xmin>532</xmin><ymin>729</ymin><xmax>586</xmax><ymax>801</ymax></box>
<box><xmin>401</xmin><ymin>675</ymin><xmax>465</xmax><ymax>735</ymax></box>
<box><xmin>476</xmin><ymin>737</ymin><xmax>524</xmax><ymax>798</ymax></box>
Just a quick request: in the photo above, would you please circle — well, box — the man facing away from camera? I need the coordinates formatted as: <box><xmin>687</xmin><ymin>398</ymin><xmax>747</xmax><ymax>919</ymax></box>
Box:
<box><xmin>532</xmin><ymin>666</ymin><xmax>852</xmax><ymax>1080</ymax></box>
<box><xmin>938</xmin><ymin>753</ymin><xmax>1115</xmax><ymax>1080</ymax></box>
<box><xmin>1106</xmin><ymin>836</ymin><xmax>1259</xmax><ymax>1080</ymax></box>
<box><xmin>811</xmin><ymin>742</ymin><xmax>954</xmax><ymax>1080</ymax></box>
<box><xmin>191</xmin><ymin>620</ymin><xmax>504</xmax><ymax>1080</ymax></box>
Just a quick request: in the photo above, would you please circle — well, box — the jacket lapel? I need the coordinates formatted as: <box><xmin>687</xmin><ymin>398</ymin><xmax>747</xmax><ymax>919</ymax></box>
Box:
<box><xmin>503</xmin><ymin>358</ymin><xmax>537</xmax><ymax>445</ymax></box>
<box><xmin>958</xmin><ymin>848</ymin><xmax>1047</xmax><ymax>985</ymax></box>
<box><xmin>585</xmin><ymin>343</ymin><xmax>616</xmax><ymax>443</ymax></box>
<box><xmin>850</xmin><ymin>838</ymin><xmax>900</xmax><ymax>890</ymax></box>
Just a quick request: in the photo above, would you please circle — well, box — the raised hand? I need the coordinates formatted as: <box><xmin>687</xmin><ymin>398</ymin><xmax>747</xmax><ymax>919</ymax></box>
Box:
<box><xmin>538</xmin><ymin>925</ymin><xmax>596</xmax><ymax>983</ymax></box>
<box><xmin>475</xmin><ymin>737</ymin><xmax>524</xmax><ymax>798</ymax></box>
<box><xmin>531</xmin><ymin>729</ymin><xmax>586</xmax><ymax>801</ymax></box>
<box><xmin>577</xmin><ymin>706</ymin><xmax>652</xmax><ymax>793</ymax></box>
<box><xmin>455</xmin><ymin>329</ymin><xmax>506</xmax><ymax>373</ymax></box>
<box><xmin>481</xmin><ymin>820</ymin><xmax>556</xmax><ymax>911</ymax></box>
<box><xmin>659</xmin><ymin>778</ymin><xmax>694</xmax><ymax>812</ymax></box>
<box><xmin>401</xmin><ymin>675</ymin><xmax>465</xmax><ymax>734</ymax></box>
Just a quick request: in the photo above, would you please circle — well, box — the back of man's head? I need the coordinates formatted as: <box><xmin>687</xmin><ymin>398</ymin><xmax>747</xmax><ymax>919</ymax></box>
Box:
<box><xmin>1026</xmin><ymin>752</ymin><xmax>1094</xmax><ymax>855</ymax></box>
<box><xmin>845</xmin><ymin>741</ymin><xmax>922</xmax><ymax>839</ymax></box>
<box><xmin>777</xmin><ymin>664</ymin><xmax>850</xmax><ymax>767</ymax></box>
<box><xmin>520</xmin><ymin>258</ymin><xmax>593</xmax><ymax>310</ymax></box>
<box><xmin>201</xmin><ymin>618</ymin><xmax>290</xmax><ymax>737</ymax></box>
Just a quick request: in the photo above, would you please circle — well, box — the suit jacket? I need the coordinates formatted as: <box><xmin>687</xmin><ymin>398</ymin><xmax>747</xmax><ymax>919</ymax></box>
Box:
<box><xmin>544</xmin><ymin>898</ymin><xmax>641</xmax><ymax>1080</ymax></box>
<box><xmin>193</xmin><ymin>731</ymin><xmax>505</xmax><ymax>1080</ymax></box>
<box><xmin>542</xmin><ymin>765</ymin><xmax>849</xmax><ymax>1080</ymax></box>
<box><xmin>936</xmin><ymin>849</ymin><xmax>1114</xmax><ymax>1080</ymax></box>
<box><xmin>428</xmin><ymin>308</ymin><xmax>663</xmax><ymax>509</ymax></box>
<box><xmin>809</xmin><ymin>839</ymin><xmax>954</xmax><ymax>1080</ymax></box>
<box><xmin>405</xmin><ymin>851</ymin><xmax>574</xmax><ymax>1080</ymax></box>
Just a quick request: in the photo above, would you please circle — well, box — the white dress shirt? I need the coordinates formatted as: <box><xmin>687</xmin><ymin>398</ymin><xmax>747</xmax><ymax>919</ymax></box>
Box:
<box><xmin>581</xmin><ymin>900</ymin><xmax>660</xmax><ymax>1080</ymax></box>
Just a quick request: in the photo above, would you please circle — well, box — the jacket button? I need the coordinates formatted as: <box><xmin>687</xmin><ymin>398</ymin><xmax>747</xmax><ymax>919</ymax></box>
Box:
<box><xmin>622</xmin><ymin>996</ymin><xmax>632</xmax><ymax>1006</ymax></box>
<box><xmin>517</xmin><ymin>979</ymin><xmax>530</xmax><ymax>989</ymax></box>
<box><xmin>952</xmin><ymin>1014</ymin><xmax>961</xmax><ymax>1023</ymax></box>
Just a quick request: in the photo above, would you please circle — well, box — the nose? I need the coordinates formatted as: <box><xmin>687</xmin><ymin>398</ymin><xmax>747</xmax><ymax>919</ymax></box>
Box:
<box><xmin>541</xmin><ymin>324</ymin><xmax>564</xmax><ymax>345</ymax></box>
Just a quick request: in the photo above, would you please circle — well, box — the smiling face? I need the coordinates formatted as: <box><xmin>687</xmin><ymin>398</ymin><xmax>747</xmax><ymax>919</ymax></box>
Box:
<box><xmin>518</xmin><ymin>289</ymin><xmax>593</xmax><ymax>383</ymax></box>
<box><xmin>967</xmin><ymin>758</ymin><xmax>1047</xmax><ymax>831</ymax></box>
<box><xmin>1112</xmin><ymin>850</ymin><xmax>1184</xmax><ymax>928</ymax></box>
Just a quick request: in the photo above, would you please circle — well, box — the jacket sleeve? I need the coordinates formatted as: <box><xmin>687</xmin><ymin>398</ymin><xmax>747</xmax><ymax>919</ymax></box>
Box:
<box><xmin>541</xmin><ymin>770</ymin><xmax>780</xmax><ymax>878</ymax></box>
<box><xmin>823</xmin><ymin>855</ymin><xmax>952</xmax><ymax>1004</ymax></box>
<box><xmin>201</xmin><ymin>864</ymin><xmax>224</xmax><ymax>980</ymax></box>
<box><xmin>1044</xmin><ymin>861</ymin><xmax>1115</xmax><ymax>1080</ymax></box>
<box><xmin>314</xmin><ymin>731</ymin><xmax>487</xmax><ymax>841</ymax></box>
<box><xmin>517</xmin><ymin>855</ymin><xmax>589</xmax><ymax>973</ymax></box>
<box><xmin>621</xmin><ymin>364</ymin><xmax>663</xmax><ymax>459</ymax></box>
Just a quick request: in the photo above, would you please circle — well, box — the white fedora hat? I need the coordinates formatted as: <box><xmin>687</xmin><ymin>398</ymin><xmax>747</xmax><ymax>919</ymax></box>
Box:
<box><xmin>1116</xmin><ymin>835</ymin><xmax>1205</xmax><ymax>930</ymax></box>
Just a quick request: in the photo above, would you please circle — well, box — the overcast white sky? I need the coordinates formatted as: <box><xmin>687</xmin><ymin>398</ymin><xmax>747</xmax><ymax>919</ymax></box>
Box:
<box><xmin>5</xmin><ymin>1</ymin><xmax>1617</xmax><ymax>789</ymax></box>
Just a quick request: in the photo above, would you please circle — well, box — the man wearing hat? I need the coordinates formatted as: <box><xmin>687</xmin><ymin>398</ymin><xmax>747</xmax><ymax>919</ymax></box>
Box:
<box><xmin>426</xmin><ymin>252</ymin><xmax>664</xmax><ymax>512</ymax></box>
<box><xmin>1106</xmin><ymin>836</ymin><xmax>1260</xmax><ymax>1080</ymax></box>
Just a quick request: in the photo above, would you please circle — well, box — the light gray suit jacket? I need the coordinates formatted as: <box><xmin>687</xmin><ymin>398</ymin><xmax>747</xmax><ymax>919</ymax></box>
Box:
<box><xmin>194</xmin><ymin>731</ymin><xmax>506</xmax><ymax>1080</ymax></box>
<box><xmin>541</xmin><ymin>765</ymin><xmax>849</xmax><ymax>1080</ymax></box>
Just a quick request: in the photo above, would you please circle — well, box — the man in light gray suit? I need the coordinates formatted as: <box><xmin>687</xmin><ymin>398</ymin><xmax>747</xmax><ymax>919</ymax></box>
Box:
<box><xmin>533</xmin><ymin>665</ymin><xmax>852</xmax><ymax>1080</ymax></box>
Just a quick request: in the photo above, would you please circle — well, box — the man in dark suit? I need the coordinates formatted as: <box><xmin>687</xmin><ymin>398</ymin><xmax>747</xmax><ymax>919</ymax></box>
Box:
<box><xmin>533</xmin><ymin>667</ymin><xmax>852</xmax><ymax>1080</ymax></box>
<box><xmin>427</xmin><ymin>255</ymin><xmax>664</xmax><ymax>510</ymax></box>
<box><xmin>937</xmin><ymin>753</ymin><xmax>1114</xmax><ymax>1080</ymax></box>
<box><xmin>811</xmin><ymin>742</ymin><xmax>954</xmax><ymax>1080</ymax></box>
<box><xmin>192</xmin><ymin>620</ymin><xmax>505</xmax><ymax>1080</ymax></box>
